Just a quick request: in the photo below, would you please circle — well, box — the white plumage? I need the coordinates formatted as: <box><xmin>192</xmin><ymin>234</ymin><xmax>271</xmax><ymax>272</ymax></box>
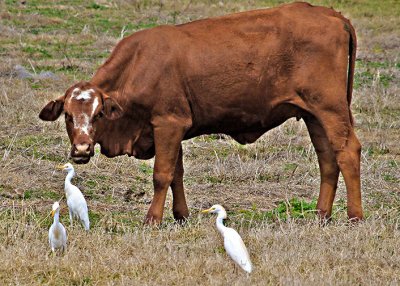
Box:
<box><xmin>202</xmin><ymin>204</ymin><xmax>253</xmax><ymax>273</ymax></box>
<box><xmin>49</xmin><ymin>201</ymin><xmax>67</xmax><ymax>252</ymax></box>
<box><xmin>58</xmin><ymin>163</ymin><xmax>90</xmax><ymax>231</ymax></box>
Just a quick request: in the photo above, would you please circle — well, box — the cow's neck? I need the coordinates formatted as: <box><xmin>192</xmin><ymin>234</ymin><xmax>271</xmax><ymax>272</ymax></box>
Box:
<box><xmin>90</xmin><ymin>67</ymin><xmax>129</xmax><ymax>100</ymax></box>
<box><xmin>95</xmin><ymin>115</ymin><xmax>139</xmax><ymax>157</ymax></box>
<box><xmin>90</xmin><ymin>74</ymin><xmax>151</xmax><ymax>158</ymax></box>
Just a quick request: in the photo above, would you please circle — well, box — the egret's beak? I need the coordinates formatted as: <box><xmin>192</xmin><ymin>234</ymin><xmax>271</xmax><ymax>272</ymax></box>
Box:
<box><xmin>201</xmin><ymin>208</ymin><xmax>212</xmax><ymax>214</ymax></box>
<box><xmin>56</xmin><ymin>164</ymin><xmax>65</xmax><ymax>170</ymax></box>
<box><xmin>51</xmin><ymin>210</ymin><xmax>55</xmax><ymax>217</ymax></box>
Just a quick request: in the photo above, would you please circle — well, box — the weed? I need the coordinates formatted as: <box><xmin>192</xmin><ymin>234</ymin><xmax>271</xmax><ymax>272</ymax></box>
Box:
<box><xmin>138</xmin><ymin>162</ymin><xmax>153</xmax><ymax>175</ymax></box>
<box><xmin>383</xmin><ymin>174</ymin><xmax>399</xmax><ymax>183</ymax></box>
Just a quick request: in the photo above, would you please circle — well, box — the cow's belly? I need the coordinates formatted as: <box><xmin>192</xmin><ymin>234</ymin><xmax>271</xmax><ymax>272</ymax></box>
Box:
<box><xmin>185</xmin><ymin>102</ymin><xmax>304</xmax><ymax>143</ymax></box>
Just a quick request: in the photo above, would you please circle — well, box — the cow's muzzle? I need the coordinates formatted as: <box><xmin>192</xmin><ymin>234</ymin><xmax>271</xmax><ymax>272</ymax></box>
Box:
<box><xmin>71</xmin><ymin>143</ymin><xmax>93</xmax><ymax>164</ymax></box>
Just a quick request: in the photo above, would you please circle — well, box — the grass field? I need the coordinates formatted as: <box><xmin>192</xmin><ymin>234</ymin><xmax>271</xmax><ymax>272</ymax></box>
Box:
<box><xmin>0</xmin><ymin>0</ymin><xmax>399</xmax><ymax>284</ymax></box>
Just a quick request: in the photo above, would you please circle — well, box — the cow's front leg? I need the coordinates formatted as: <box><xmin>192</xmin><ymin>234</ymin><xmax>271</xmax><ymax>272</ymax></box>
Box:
<box><xmin>145</xmin><ymin>121</ymin><xmax>188</xmax><ymax>224</ymax></box>
<box><xmin>170</xmin><ymin>146</ymin><xmax>189</xmax><ymax>222</ymax></box>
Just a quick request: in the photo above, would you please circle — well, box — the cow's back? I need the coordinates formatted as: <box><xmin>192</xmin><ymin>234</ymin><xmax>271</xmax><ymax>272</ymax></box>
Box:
<box><xmin>92</xmin><ymin>2</ymin><xmax>353</xmax><ymax>139</ymax></box>
<box><xmin>168</xmin><ymin>2</ymin><xmax>353</xmax><ymax>136</ymax></box>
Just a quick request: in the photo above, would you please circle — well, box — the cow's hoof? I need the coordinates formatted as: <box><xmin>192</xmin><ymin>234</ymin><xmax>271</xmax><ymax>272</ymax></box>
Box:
<box><xmin>174</xmin><ymin>215</ymin><xmax>189</xmax><ymax>225</ymax></box>
<box><xmin>348</xmin><ymin>216</ymin><xmax>363</xmax><ymax>224</ymax></box>
<box><xmin>318</xmin><ymin>216</ymin><xmax>332</xmax><ymax>227</ymax></box>
<box><xmin>348</xmin><ymin>210</ymin><xmax>363</xmax><ymax>223</ymax></box>
<box><xmin>316</xmin><ymin>209</ymin><xmax>332</xmax><ymax>226</ymax></box>
<box><xmin>143</xmin><ymin>215</ymin><xmax>162</xmax><ymax>225</ymax></box>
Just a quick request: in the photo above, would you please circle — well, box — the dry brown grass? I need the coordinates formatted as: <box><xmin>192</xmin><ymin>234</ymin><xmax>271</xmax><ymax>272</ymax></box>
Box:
<box><xmin>0</xmin><ymin>0</ymin><xmax>399</xmax><ymax>284</ymax></box>
<box><xmin>1</xmin><ymin>209</ymin><xmax>400</xmax><ymax>285</ymax></box>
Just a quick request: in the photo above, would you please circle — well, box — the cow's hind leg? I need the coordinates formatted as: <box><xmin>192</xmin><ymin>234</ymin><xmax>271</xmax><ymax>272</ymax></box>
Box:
<box><xmin>170</xmin><ymin>146</ymin><xmax>189</xmax><ymax>222</ymax></box>
<box><xmin>304</xmin><ymin>116</ymin><xmax>339</xmax><ymax>221</ymax></box>
<box><xmin>311</xmin><ymin>109</ymin><xmax>363</xmax><ymax>221</ymax></box>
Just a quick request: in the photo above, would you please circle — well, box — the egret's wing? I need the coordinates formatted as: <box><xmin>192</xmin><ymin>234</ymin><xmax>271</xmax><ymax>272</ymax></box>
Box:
<box><xmin>77</xmin><ymin>201</ymin><xmax>90</xmax><ymax>230</ymax></box>
<box><xmin>224</xmin><ymin>228</ymin><xmax>252</xmax><ymax>273</ymax></box>
<box><xmin>66</xmin><ymin>184</ymin><xmax>84</xmax><ymax>206</ymax></box>
<box><xmin>69</xmin><ymin>193</ymin><xmax>90</xmax><ymax>230</ymax></box>
<box><xmin>66</xmin><ymin>184</ymin><xmax>90</xmax><ymax>230</ymax></box>
<box><xmin>48</xmin><ymin>224</ymin><xmax>54</xmax><ymax>244</ymax></box>
<box><xmin>60</xmin><ymin>223</ymin><xmax>67</xmax><ymax>246</ymax></box>
<box><xmin>68</xmin><ymin>192</ymin><xmax>86</xmax><ymax>212</ymax></box>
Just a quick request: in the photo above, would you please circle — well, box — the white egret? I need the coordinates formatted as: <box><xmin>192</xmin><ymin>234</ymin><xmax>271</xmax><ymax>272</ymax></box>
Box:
<box><xmin>49</xmin><ymin>201</ymin><xmax>67</xmax><ymax>253</ymax></box>
<box><xmin>58</xmin><ymin>163</ymin><xmax>90</xmax><ymax>230</ymax></box>
<box><xmin>202</xmin><ymin>204</ymin><xmax>253</xmax><ymax>273</ymax></box>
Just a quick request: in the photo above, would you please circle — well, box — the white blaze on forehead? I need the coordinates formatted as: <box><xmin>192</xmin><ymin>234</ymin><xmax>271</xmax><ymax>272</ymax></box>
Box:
<box><xmin>75</xmin><ymin>89</ymin><xmax>95</xmax><ymax>101</ymax></box>
<box><xmin>69</xmin><ymin>87</ymin><xmax>98</xmax><ymax>135</ymax></box>
<box><xmin>73</xmin><ymin>114</ymin><xmax>90</xmax><ymax>135</ymax></box>
<box><xmin>72</xmin><ymin>88</ymin><xmax>81</xmax><ymax>95</ymax></box>
<box><xmin>71</xmin><ymin>87</ymin><xmax>95</xmax><ymax>101</ymax></box>
<box><xmin>91</xmin><ymin>97</ymin><xmax>99</xmax><ymax>117</ymax></box>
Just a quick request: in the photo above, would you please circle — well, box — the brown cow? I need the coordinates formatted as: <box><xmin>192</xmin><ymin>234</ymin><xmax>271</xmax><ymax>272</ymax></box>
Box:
<box><xmin>39</xmin><ymin>2</ymin><xmax>362</xmax><ymax>224</ymax></box>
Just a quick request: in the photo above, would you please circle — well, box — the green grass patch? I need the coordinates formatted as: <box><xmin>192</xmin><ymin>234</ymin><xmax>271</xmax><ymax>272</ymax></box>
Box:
<box><xmin>366</xmin><ymin>146</ymin><xmax>390</xmax><ymax>156</ymax></box>
<box><xmin>2</xmin><ymin>134</ymin><xmax>67</xmax><ymax>162</ymax></box>
<box><xmin>22</xmin><ymin>46</ymin><xmax>53</xmax><ymax>59</ymax></box>
<box><xmin>383</xmin><ymin>173</ymin><xmax>399</xmax><ymax>183</ymax></box>
<box><xmin>257</xmin><ymin>173</ymin><xmax>275</xmax><ymax>182</ymax></box>
<box><xmin>88</xmin><ymin>211</ymin><xmax>101</xmax><ymax>228</ymax></box>
<box><xmin>85</xmin><ymin>179</ymin><xmax>97</xmax><ymax>189</ymax></box>
<box><xmin>205</xmin><ymin>175</ymin><xmax>223</xmax><ymax>184</ymax></box>
<box><xmin>356</xmin><ymin>59</ymin><xmax>399</xmax><ymax>69</ymax></box>
<box><xmin>354</xmin><ymin>68</ymin><xmax>395</xmax><ymax>89</ymax></box>
<box><xmin>23</xmin><ymin>188</ymin><xmax>61</xmax><ymax>200</ymax></box>
<box><xmin>266</xmin><ymin>198</ymin><xmax>318</xmax><ymax>220</ymax></box>
<box><xmin>236</xmin><ymin>198</ymin><xmax>319</xmax><ymax>223</ymax></box>
<box><xmin>388</xmin><ymin>160</ymin><xmax>398</xmax><ymax>168</ymax></box>
<box><xmin>284</xmin><ymin>163</ymin><xmax>298</xmax><ymax>172</ymax></box>
<box><xmin>88</xmin><ymin>2</ymin><xmax>107</xmax><ymax>10</ymax></box>
<box><xmin>138</xmin><ymin>162</ymin><xmax>153</xmax><ymax>175</ymax></box>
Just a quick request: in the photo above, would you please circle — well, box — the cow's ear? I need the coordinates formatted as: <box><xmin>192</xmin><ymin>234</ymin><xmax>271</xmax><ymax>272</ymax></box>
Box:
<box><xmin>39</xmin><ymin>96</ymin><xmax>64</xmax><ymax>121</ymax></box>
<box><xmin>103</xmin><ymin>97</ymin><xmax>123</xmax><ymax>120</ymax></box>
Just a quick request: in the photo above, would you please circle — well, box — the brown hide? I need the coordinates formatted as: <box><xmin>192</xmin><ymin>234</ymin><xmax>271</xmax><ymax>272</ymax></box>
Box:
<box><xmin>39</xmin><ymin>2</ymin><xmax>362</xmax><ymax>223</ymax></box>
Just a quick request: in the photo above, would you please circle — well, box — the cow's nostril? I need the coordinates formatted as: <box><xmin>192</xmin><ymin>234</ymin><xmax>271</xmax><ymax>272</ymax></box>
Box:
<box><xmin>75</xmin><ymin>144</ymin><xmax>90</xmax><ymax>154</ymax></box>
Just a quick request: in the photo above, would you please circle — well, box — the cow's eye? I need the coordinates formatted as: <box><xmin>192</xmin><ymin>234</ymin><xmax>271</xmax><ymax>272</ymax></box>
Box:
<box><xmin>93</xmin><ymin>112</ymin><xmax>103</xmax><ymax>121</ymax></box>
<box><xmin>65</xmin><ymin>114</ymin><xmax>73</xmax><ymax>123</ymax></box>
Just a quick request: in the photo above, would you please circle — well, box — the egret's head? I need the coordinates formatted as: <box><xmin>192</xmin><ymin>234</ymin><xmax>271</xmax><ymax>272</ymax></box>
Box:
<box><xmin>57</xmin><ymin>163</ymin><xmax>74</xmax><ymax>172</ymax></box>
<box><xmin>201</xmin><ymin>204</ymin><xmax>226</xmax><ymax>216</ymax></box>
<box><xmin>51</xmin><ymin>201</ymin><xmax>60</xmax><ymax>217</ymax></box>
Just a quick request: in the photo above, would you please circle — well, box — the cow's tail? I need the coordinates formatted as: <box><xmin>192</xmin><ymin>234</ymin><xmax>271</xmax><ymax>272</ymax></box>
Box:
<box><xmin>346</xmin><ymin>20</ymin><xmax>357</xmax><ymax>126</ymax></box>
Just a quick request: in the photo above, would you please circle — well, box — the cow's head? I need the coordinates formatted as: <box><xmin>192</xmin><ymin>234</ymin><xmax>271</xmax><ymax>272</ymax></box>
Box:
<box><xmin>39</xmin><ymin>81</ymin><xmax>123</xmax><ymax>164</ymax></box>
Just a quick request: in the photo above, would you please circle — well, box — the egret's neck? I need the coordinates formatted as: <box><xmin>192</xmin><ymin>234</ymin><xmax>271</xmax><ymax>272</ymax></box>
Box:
<box><xmin>53</xmin><ymin>210</ymin><xmax>60</xmax><ymax>224</ymax></box>
<box><xmin>216</xmin><ymin>211</ymin><xmax>228</xmax><ymax>234</ymax></box>
<box><xmin>65</xmin><ymin>169</ymin><xmax>75</xmax><ymax>190</ymax></box>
